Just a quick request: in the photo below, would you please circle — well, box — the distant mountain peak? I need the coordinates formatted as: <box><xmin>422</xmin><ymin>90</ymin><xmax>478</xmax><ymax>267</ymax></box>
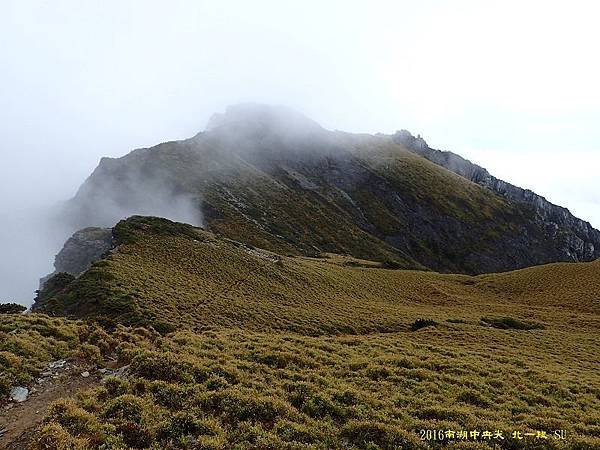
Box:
<box><xmin>205</xmin><ymin>103</ymin><xmax>323</xmax><ymax>136</ymax></box>
<box><xmin>394</xmin><ymin>129</ymin><xmax>429</xmax><ymax>150</ymax></box>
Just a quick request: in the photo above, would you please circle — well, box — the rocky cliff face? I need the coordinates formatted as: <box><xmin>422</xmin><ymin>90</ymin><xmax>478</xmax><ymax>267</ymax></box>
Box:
<box><xmin>39</xmin><ymin>227</ymin><xmax>113</xmax><ymax>289</ymax></box>
<box><xmin>392</xmin><ymin>129</ymin><xmax>600</xmax><ymax>262</ymax></box>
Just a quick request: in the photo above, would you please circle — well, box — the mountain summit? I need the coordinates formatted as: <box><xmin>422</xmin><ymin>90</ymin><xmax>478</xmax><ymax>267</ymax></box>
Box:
<box><xmin>205</xmin><ymin>103</ymin><xmax>323</xmax><ymax>135</ymax></box>
<box><xmin>61</xmin><ymin>104</ymin><xmax>600</xmax><ymax>274</ymax></box>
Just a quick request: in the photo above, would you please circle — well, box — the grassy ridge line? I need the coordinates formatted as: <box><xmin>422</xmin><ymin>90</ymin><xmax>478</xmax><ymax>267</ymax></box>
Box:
<box><xmin>343</xmin><ymin>134</ymin><xmax>514</xmax><ymax>222</ymax></box>
<box><xmin>35</xmin><ymin>217</ymin><xmax>600</xmax><ymax>334</ymax></box>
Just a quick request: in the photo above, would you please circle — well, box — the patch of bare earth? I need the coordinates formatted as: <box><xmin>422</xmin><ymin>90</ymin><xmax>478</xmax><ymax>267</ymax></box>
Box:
<box><xmin>0</xmin><ymin>363</ymin><xmax>103</xmax><ymax>450</ymax></box>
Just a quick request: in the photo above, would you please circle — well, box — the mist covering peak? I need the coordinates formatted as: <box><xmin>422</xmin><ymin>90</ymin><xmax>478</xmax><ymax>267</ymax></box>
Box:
<box><xmin>205</xmin><ymin>103</ymin><xmax>323</xmax><ymax>135</ymax></box>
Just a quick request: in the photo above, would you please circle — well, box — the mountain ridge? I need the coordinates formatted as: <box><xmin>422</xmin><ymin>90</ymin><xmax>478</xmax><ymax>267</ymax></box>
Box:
<box><xmin>393</xmin><ymin>129</ymin><xmax>600</xmax><ymax>262</ymax></box>
<box><xmin>58</xmin><ymin>104</ymin><xmax>600</xmax><ymax>275</ymax></box>
<box><xmin>33</xmin><ymin>215</ymin><xmax>600</xmax><ymax>329</ymax></box>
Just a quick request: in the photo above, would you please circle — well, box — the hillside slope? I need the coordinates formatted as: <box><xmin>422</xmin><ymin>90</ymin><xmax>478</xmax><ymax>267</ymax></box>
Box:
<box><xmin>24</xmin><ymin>216</ymin><xmax>600</xmax><ymax>449</ymax></box>
<box><xmin>60</xmin><ymin>104</ymin><xmax>600</xmax><ymax>274</ymax></box>
<box><xmin>34</xmin><ymin>216</ymin><xmax>600</xmax><ymax>333</ymax></box>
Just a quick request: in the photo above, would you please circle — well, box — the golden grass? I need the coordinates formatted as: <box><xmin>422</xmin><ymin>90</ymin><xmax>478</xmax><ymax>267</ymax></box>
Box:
<box><xmin>28</xmin><ymin>218</ymin><xmax>600</xmax><ymax>448</ymax></box>
<box><xmin>30</xmin><ymin>323</ymin><xmax>600</xmax><ymax>449</ymax></box>
<box><xmin>0</xmin><ymin>314</ymin><xmax>117</xmax><ymax>399</ymax></box>
<box><xmin>37</xmin><ymin>218</ymin><xmax>600</xmax><ymax>335</ymax></box>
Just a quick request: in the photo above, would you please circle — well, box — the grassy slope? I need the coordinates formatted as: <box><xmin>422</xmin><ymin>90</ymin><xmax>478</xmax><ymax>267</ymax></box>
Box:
<box><xmin>0</xmin><ymin>314</ymin><xmax>118</xmax><ymax>400</ymax></box>
<box><xmin>206</xmin><ymin>133</ymin><xmax>525</xmax><ymax>272</ymax></box>
<box><xmin>36</xmin><ymin>217</ymin><xmax>600</xmax><ymax>333</ymax></box>
<box><xmin>343</xmin><ymin>134</ymin><xmax>512</xmax><ymax>223</ymax></box>
<box><xmin>28</xmin><ymin>217</ymin><xmax>600</xmax><ymax>449</ymax></box>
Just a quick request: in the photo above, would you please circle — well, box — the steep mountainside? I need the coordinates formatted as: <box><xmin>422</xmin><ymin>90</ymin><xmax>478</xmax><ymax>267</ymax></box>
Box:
<box><xmin>393</xmin><ymin>129</ymin><xmax>600</xmax><ymax>262</ymax></box>
<box><xmin>61</xmin><ymin>104</ymin><xmax>600</xmax><ymax>274</ymax></box>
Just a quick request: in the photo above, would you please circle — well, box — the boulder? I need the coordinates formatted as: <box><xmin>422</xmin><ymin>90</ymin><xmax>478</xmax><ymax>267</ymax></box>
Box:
<box><xmin>9</xmin><ymin>386</ymin><xmax>29</xmax><ymax>403</ymax></box>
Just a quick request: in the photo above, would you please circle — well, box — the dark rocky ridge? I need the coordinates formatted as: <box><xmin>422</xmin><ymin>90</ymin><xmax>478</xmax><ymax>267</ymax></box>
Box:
<box><xmin>393</xmin><ymin>129</ymin><xmax>600</xmax><ymax>262</ymax></box>
<box><xmin>39</xmin><ymin>227</ymin><xmax>113</xmax><ymax>289</ymax></box>
<box><xmin>57</xmin><ymin>104</ymin><xmax>600</xmax><ymax>275</ymax></box>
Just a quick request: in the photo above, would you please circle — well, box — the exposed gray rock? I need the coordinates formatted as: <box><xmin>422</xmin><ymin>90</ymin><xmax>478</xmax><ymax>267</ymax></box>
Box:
<box><xmin>9</xmin><ymin>386</ymin><xmax>29</xmax><ymax>403</ymax></box>
<box><xmin>393</xmin><ymin>130</ymin><xmax>600</xmax><ymax>263</ymax></box>
<box><xmin>111</xmin><ymin>365</ymin><xmax>130</xmax><ymax>379</ymax></box>
<box><xmin>48</xmin><ymin>360</ymin><xmax>67</xmax><ymax>370</ymax></box>
<box><xmin>39</xmin><ymin>227</ymin><xmax>113</xmax><ymax>289</ymax></box>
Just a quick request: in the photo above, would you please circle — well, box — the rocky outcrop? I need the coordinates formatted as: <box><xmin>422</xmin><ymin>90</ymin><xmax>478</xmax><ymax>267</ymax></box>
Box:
<box><xmin>393</xmin><ymin>129</ymin><xmax>600</xmax><ymax>262</ymax></box>
<box><xmin>39</xmin><ymin>228</ymin><xmax>113</xmax><ymax>289</ymax></box>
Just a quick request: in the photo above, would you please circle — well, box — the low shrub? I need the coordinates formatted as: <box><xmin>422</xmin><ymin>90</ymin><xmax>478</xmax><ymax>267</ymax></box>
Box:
<box><xmin>0</xmin><ymin>303</ymin><xmax>26</xmax><ymax>314</ymax></box>
<box><xmin>31</xmin><ymin>423</ymin><xmax>90</xmax><ymax>450</ymax></box>
<box><xmin>129</xmin><ymin>352</ymin><xmax>194</xmax><ymax>383</ymax></box>
<box><xmin>456</xmin><ymin>389</ymin><xmax>490</xmax><ymax>408</ymax></box>
<box><xmin>45</xmin><ymin>399</ymin><xmax>102</xmax><ymax>440</ymax></box>
<box><xmin>102</xmin><ymin>394</ymin><xmax>147</xmax><ymax>422</ymax></box>
<box><xmin>411</xmin><ymin>318</ymin><xmax>438</xmax><ymax>331</ymax></box>
<box><xmin>342</xmin><ymin>420</ymin><xmax>427</xmax><ymax>449</ymax></box>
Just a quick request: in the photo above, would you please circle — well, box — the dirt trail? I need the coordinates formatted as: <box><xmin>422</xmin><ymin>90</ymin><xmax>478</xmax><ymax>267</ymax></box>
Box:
<box><xmin>0</xmin><ymin>366</ymin><xmax>101</xmax><ymax>450</ymax></box>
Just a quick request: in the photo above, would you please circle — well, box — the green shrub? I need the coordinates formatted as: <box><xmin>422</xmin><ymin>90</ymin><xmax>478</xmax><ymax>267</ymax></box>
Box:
<box><xmin>45</xmin><ymin>399</ymin><xmax>102</xmax><ymax>440</ymax></box>
<box><xmin>195</xmin><ymin>435</ymin><xmax>228</xmax><ymax>450</ymax></box>
<box><xmin>301</xmin><ymin>393</ymin><xmax>345</xmax><ymax>420</ymax></box>
<box><xmin>77</xmin><ymin>343</ymin><xmax>102</xmax><ymax>362</ymax></box>
<box><xmin>275</xmin><ymin>420</ymin><xmax>316</xmax><ymax>444</ymax></box>
<box><xmin>366</xmin><ymin>365</ymin><xmax>391</xmax><ymax>381</ymax></box>
<box><xmin>113</xmin><ymin>216</ymin><xmax>200</xmax><ymax>245</ymax></box>
<box><xmin>285</xmin><ymin>382</ymin><xmax>314</xmax><ymax>409</ymax></box>
<box><xmin>34</xmin><ymin>273</ymin><xmax>75</xmax><ymax>305</ymax></box>
<box><xmin>332</xmin><ymin>389</ymin><xmax>359</xmax><ymax>406</ymax></box>
<box><xmin>456</xmin><ymin>389</ymin><xmax>490</xmax><ymax>408</ymax></box>
<box><xmin>342</xmin><ymin>420</ymin><xmax>427</xmax><ymax>449</ymax></box>
<box><xmin>103</xmin><ymin>377</ymin><xmax>130</xmax><ymax>397</ymax></box>
<box><xmin>151</xmin><ymin>320</ymin><xmax>177</xmax><ymax>335</ymax></box>
<box><xmin>130</xmin><ymin>352</ymin><xmax>194</xmax><ymax>383</ymax></box>
<box><xmin>205</xmin><ymin>375</ymin><xmax>229</xmax><ymax>391</ymax></box>
<box><xmin>32</xmin><ymin>423</ymin><xmax>90</xmax><ymax>450</ymax></box>
<box><xmin>411</xmin><ymin>318</ymin><xmax>438</xmax><ymax>331</ymax></box>
<box><xmin>202</xmin><ymin>390</ymin><xmax>286</xmax><ymax>423</ymax></box>
<box><xmin>148</xmin><ymin>381</ymin><xmax>189</xmax><ymax>408</ymax></box>
<box><xmin>157</xmin><ymin>412</ymin><xmax>220</xmax><ymax>441</ymax></box>
<box><xmin>0</xmin><ymin>303</ymin><xmax>26</xmax><ymax>314</ymax></box>
<box><xmin>115</xmin><ymin>421</ymin><xmax>153</xmax><ymax>449</ymax></box>
<box><xmin>102</xmin><ymin>395</ymin><xmax>146</xmax><ymax>422</ymax></box>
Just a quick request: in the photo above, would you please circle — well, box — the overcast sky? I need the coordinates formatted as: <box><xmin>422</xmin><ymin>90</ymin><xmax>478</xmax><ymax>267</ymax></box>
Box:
<box><xmin>1</xmin><ymin>0</ymin><xmax>599</xmax><ymax>304</ymax></box>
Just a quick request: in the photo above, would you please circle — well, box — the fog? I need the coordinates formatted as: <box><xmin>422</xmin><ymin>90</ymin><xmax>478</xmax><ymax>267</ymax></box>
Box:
<box><xmin>67</xmin><ymin>155</ymin><xmax>204</xmax><ymax>230</ymax></box>
<box><xmin>1</xmin><ymin>0</ymin><xmax>599</xmax><ymax>305</ymax></box>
